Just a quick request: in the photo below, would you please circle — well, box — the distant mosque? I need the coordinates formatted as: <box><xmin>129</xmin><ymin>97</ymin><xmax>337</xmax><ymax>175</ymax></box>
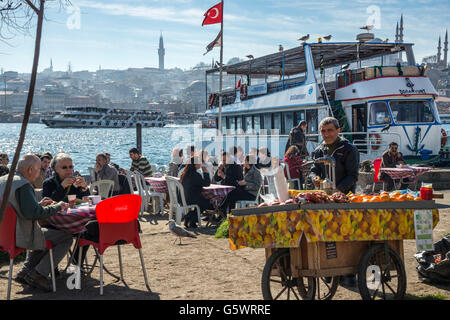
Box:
<box><xmin>158</xmin><ymin>32</ymin><xmax>165</xmax><ymax>70</ymax></box>
<box><xmin>436</xmin><ymin>29</ymin><xmax>449</xmax><ymax>68</ymax></box>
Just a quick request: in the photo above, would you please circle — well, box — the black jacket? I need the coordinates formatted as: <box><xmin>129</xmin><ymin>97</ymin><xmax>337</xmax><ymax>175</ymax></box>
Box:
<box><xmin>285</xmin><ymin>127</ymin><xmax>308</xmax><ymax>157</ymax></box>
<box><xmin>308</xmin><ymin>138</ymin><xmax>359</xmax><ymax>194</ymax></box>
<box><xmin>42</xmin><ymin>175</ymin><xmax>90</xmax><ymax>202</ymax></box>
<box><xmin>214</xmin><ymin>163</ymin><xmax>243</xmax><ymax>187</ymax></box>
<box><xmin>181</xmin><ymin>171</ymin><xmax>211</xmax><ymax>205</ymax></box>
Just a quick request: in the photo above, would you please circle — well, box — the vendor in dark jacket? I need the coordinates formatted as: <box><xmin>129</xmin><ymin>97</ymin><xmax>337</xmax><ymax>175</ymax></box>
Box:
<box><xmin>308</xmin><ymin>117</ymin><xmax>359</xmax><ymax>194</ymax></box>
<box><xmin>42</xmin><ymin>153</ymin><xmax>90</xmax><ymax>202</ymax></box>
<box><xmin>180</xmin><ymin>156</ymin><xmax>214</xmax><ymax>228</ymax></box>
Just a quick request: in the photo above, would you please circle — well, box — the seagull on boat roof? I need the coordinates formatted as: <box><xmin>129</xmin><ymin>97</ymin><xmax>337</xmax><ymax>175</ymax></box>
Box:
<box><xmin>383</xmin><ymin>38</ymin><xmax>389</xmax><ymax>43</ymax></box>
<box><xmin>360</xmin><ymin>25</ymin><xmax>374</xmax><ymax>32</ymax></box>
<box><xmin>278</xmin><ymin>44</ymin><xmax>284</xmax><ymax>52</ymax></box>
<box><xmin>323</xmin><ymin>35</ymin><xmax>332</xmax><ymax>41</ymax></box>
<box><xmin>341</xmin><ymin>63</ymin><xmax>350</xmax><ymax>70</ymax></box>
<box><xmin>167</xmin><ymin>220</ymin><xmax>197</xmax><ymax>245</ymax></box>
<box><xmin>298</xmin><ymin>34</ymin><xmax>310</xmax><ymax>42</ymax></box>
<box><xmin>215</xmin><ymin>61</ymin><xmax>223</xmax><ymax>68</ymax></box>
<box><xmin>246</xmin><ymin>55</ymin><xmax>254</xmax><ymax>59</ymax></box>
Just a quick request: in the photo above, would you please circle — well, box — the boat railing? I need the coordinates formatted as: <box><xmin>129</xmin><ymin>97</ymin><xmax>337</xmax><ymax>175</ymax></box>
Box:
<box><xmin>335</xmin><ymin>65</ymin><xmax>427</xmax><ymax>89</ymax></box>
<box><xmin>207</xmin><ymin>75</ymin><xmax>307</xmax><ymax>109</ymax></box>
<box><xmin>342</xmin><ymin>131</ymin><xmax>403</xmax><ymax>155</ymax></box>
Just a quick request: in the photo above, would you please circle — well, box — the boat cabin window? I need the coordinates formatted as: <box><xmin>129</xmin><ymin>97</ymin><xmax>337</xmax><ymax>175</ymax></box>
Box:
<box><xmin>390</xmin><ymin>100</ymin><xmax>434</xmax><ymax>123</ymax></box>
<box><xmin>273</xmin><ymin>113</ymin><xmax>281</xmax><ymax>134</ymax></box>
<box><xmin>244</xmin><ymin>116</ymin><xmax>253</xmax><ymax>134</ymax></box>
<box><xmin>254</xmin><ymin>115</ymin><xmax>261</xmax><ymax>132</ymax></box>
<box><xmin>236</xmin><ymin>116</ymin><xmax>242</xmax><ymax>133</ymax></box>
<box><xmin>263</xmin><ymin>114</ymin><xmax>272</xmax><ymax>132</ymax></box>
<box><xmin>221</xmin><ymin>117</ymin><xmax>226</xmax><ymax>133</ymax></box>
<box><xmin>283</xmin><ymin>112</ymin><xmax>294</xmax><ymax>135</ymax></box>
<box><xmin>369</xmin><ymin>102</ymin><xmax>391</xmax><ymax>126</ymax></box>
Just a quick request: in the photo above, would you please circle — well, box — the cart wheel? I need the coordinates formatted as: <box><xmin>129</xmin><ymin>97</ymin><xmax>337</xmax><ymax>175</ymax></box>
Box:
<box><xmin>261</xmin><ymin>249</ymin><xmax>311</xmax><ymax>300</ymax></box>
<box><xmin>357</xmin><ymin>244</ymin><xmax>406</xmax><ymax>300</ymax></box>
<box><xmin>298</xmin><ymin>276</ymin><xmax>340</xmax><ymax>300</ymax></box>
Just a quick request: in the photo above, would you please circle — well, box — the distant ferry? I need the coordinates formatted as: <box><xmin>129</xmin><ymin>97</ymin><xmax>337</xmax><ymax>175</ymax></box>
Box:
<box><xmin>40</xmin><ymin>107</ymin><xmax>168</xmax><ymax>128</ymax></box>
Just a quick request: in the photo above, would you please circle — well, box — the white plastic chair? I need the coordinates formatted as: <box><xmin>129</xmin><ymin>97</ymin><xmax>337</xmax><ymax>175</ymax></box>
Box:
<box><xmin>123</xmin><ymin>170</ymin><xmax>135</xmax><ymax>193</ymax></box>
<box><xmin>165</xmin><ymin>176</ymin><xmax>202</xmax><ymax>227</ymax></box>
<box><xmin>134</xmin><ymin>171</ymin><xmax>164</xmax><ymax>216</ymax></box>
<box><xmin>261</xmin><ymin>169</ymin><xmax>278</xmax><ymax>198</ymax></box>
<box><xmin>281</xmin><ymin>162</ymin><xmax>301</xmax><ymax>190</ymax></box>
<box><xmin>89</xmin><ymin>180</ymin><xmax>115</xmax><ymax>199</ymax></box>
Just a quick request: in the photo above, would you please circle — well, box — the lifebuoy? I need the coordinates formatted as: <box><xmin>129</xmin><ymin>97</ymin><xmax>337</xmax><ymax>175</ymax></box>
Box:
<box><xmin>240</xmin><ymin>84</ymin><xmax>248</xmax><ymax>99</ymax></box>
<box><xmin>442</xmin><ymin>128</ymin><xmax>448</xmax><ymax>148</ymax></box>
<box><xmin>369</xmin><ymin>133</ymin><xmax>381</xmax><ymax>150</ymax></box>
<box><xmin>208</xmin><ymin>93</ymin><xmax>216</xmax><ymax>107</ymax></box>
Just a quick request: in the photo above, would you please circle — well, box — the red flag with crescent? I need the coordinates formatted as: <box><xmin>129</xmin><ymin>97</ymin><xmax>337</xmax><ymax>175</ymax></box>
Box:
<box><xmin>202</xmin><ymin>1</ymin><xmax>223</xmax><ymax>26</ymax></box>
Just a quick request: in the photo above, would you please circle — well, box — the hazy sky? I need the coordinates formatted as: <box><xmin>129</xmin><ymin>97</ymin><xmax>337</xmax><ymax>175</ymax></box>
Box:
<box><xmin>1</xmin><ymin>0</ymin><xmax>449</xmax><ymax>73</ymax></box>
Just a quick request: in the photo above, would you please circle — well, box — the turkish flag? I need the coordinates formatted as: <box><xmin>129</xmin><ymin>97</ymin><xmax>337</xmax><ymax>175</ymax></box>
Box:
<box><xmin>202</xmin><ymin>2</ymin><xmax>223</xmax><ymax>26</ymax></box>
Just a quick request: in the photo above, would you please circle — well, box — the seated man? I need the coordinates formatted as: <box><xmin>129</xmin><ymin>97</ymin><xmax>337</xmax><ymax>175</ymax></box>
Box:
<box><xmin>95</xmin><ymin>153</ymin><xmax>120</xmax><ymax>196</ymax></box>
<box><xmin>379</xmin><ymin>142</ymin><xmax>409</xmax><ymax>191</ymax></box>
<box><xmin>129</xmin><ymin>147</ymin><xmax>153</xmax><ymax>177</ymax></box>
<box><xmin>0</xmin><ymin>154</ymin><xmax>72</xmax><ymax>292</ymax></box>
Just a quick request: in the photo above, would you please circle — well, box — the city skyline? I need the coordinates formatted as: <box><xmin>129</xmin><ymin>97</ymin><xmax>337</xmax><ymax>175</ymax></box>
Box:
<box><xmin>0</xmin><ymin>0</ymin><xmax>449</xmax><ymax>73</ymax></box>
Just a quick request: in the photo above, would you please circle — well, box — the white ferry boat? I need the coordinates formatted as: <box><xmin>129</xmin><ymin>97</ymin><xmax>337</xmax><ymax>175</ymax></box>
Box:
<box><xmin>203</xmin><ymin>37</ymin><xmax>444</xmax><ymax>162</ymax></box>
<box><xmin>41</xmin><ymin>107</ymin><xmax>168</xmax><ymax>128</ymax></box>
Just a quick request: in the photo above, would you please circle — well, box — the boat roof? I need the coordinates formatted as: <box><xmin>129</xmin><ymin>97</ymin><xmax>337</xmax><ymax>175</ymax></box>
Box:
<box><xmin>207</xmin><ymin>42</ymin><xmax>413</xmax><ymax>76</ymax></box>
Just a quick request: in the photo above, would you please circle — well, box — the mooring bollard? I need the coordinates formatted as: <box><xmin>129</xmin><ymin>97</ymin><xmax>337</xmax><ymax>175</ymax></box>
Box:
<box><xmin>136</xmin><ymin>123</ymin><xmax>142</xmax><ymax>153</ymax></box>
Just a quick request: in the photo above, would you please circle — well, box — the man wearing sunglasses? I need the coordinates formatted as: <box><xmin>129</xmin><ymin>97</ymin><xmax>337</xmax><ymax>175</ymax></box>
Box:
<box><xmin>379</xmin><ymin>141</ymin><xmax>408</xmax><ymax>191</ymax></box>
<box><xmin>42</xmin><ymin>153</ymin><xmax>90</xmax><ymax>202</ymax></box>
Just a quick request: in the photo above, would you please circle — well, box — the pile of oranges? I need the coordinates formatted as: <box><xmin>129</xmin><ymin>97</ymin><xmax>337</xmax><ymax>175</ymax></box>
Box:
<box><xmin>348</xmin><ymin>191</ymin><xmax>421</xmax><ymax>203</ymax></box>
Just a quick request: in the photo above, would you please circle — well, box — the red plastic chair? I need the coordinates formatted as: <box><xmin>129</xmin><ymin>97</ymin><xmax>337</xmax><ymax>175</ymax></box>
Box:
<box><xmin>76</xmin><ymin>194</ymin><xmax>150</xmax><ymax>295</ymax></box>
<box><xmin>372</xmin><ymin>158</ymin><xmax>386</xmax><ymax>192</ymax></box>
<box><xmin>0</xmin><ymin>204</ymin><xmax>56</xmax><ymax>299</ymax></box>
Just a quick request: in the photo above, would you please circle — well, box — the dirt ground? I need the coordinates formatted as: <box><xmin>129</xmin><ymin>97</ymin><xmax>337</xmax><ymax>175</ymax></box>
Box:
<box><xmin>1</xmin><ymin>191</ymin><xmax>449</xmax><ymax>301</ymax></box>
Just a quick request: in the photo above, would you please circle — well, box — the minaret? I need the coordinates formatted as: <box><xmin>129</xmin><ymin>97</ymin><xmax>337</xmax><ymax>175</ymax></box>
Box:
<box><xmin>398</xmin><ymin>14</ymin><xmax>404</xmax><ymax>61</ymax></box>
<box><xmin>444</xmin><ymin>29</ymin><xmax>448</xmax><ymax>67</ymax></box>
<box><xmin>395</xmin><ymin>22</ymin><xmax>399</xmax><ymax>43</ymax></box>
<box><xmin>158</xmin><ymin>32</ymin><xmax>165</xmax><ymax>70</ymax></box>
<box><xmin>437</xmin><ymin>36</ymin><xmax>442</xmax><ymax>64</ymax></box>
<box><xmin>399</xmin><ymin>14</ymin><xmax>404</xmax><ymax>43</ymax></box>
<box><xmin>50</xmin><ymin>59</ymin><xmax>53</xmax><ymax>72</ymax></box>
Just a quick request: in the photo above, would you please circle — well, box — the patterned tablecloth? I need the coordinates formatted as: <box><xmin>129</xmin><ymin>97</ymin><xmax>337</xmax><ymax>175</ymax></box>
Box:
<box><xmin>380</xmin><ymin>166</ymin><xmax>431</xmax><ymax>183</ymax></box>
<box><xmin>47</xmin><ymin>205</ymin><xmax>96</xmax><ymax>234</ymax></box>
<box><xmin>145</xmin><ymin>176</ymin><xmax>235</xmax><ymax>206</ymax></box>
<box><xmin>229</xmin><ymin>208</ymin><xmax>439</xmax><ymax>250</ymax></box>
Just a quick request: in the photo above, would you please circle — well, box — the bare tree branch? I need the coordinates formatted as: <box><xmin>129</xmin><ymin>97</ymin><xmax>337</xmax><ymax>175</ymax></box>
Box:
<box><xmin>25</xmin><ymin>0</ymin><xmax>39</xmax><ymax>14</ymax></box>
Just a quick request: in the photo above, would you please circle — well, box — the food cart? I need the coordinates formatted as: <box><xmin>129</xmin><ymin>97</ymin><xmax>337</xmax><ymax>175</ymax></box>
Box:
<box><xmin>229</xmin><ymin>198</ymin><xmax>443</xmax><ymax>300</ymax></box>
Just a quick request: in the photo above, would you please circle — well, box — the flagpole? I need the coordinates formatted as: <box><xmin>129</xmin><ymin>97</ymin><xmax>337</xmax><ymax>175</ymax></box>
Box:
<box><xmin>218</xmin><ymin>0</ymin><xmax>224</xmax><ymax>136</ymax></box>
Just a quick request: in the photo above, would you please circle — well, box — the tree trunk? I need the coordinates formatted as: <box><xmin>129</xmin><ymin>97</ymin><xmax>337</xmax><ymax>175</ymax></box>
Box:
<box><xmin>0</xmin><ymin>1</ymin><xmax>45</xmax><ymax>224</ymax></box>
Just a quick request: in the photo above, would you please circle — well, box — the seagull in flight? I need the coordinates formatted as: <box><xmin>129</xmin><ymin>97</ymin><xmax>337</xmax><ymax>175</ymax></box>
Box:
<box><xmin>323</xmin><ymin>35</ymin><xmax>332</xmax><ymax>41</ymax></box>
<box><xmin>298</xmin><ymin>34</ymin><xmax>310</xmax><ymax>42</ymax></box>
<box><xmin>360</xmin><ymin>25</ymin><xmax>374</xmax><ymax>32</ymax></box>
<box><xmin>246</xmin><ymin>55</ymin><xmax>254</xmax><ymax>59</ymax></box>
